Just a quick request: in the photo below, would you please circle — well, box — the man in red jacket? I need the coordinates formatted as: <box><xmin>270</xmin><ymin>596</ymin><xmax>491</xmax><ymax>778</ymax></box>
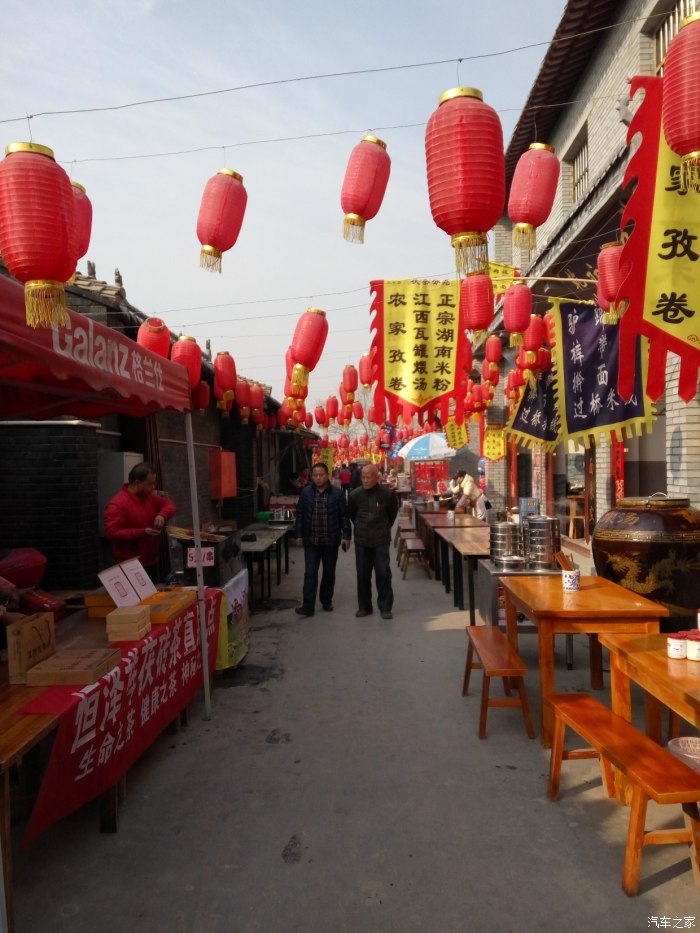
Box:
<box><xmin>104</xmin><ymin>462</ymin><xmax>176</xmax><ymax>579</ymax></box>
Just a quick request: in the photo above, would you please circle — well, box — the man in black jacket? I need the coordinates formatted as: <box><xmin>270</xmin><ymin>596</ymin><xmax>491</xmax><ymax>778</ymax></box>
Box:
<box><xmin>294</xmin><ymin>463</ymin><xmax>351</xmax><ymax>616</ymax></box>
<box><xmin>348</xmin><ymin>463</ymin><xmax>399</xmax><ymax>619</ymax></box>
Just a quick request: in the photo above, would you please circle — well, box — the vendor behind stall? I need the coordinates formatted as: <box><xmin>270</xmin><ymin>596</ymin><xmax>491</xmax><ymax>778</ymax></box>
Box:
<box><xmin>104</xmin><ymin>462</ymin><xmax>176</xmax><ymax>580</ymax></box>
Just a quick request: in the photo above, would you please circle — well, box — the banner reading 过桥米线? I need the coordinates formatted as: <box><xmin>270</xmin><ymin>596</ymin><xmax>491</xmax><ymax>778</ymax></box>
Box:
<box><xmin>369</xmin><ymin>279</ymin><xmax>471</xmax><ymax>425</ymax></box>
<box><xmin>618</xmin><ymin>75</ymin><xmax>700</xmax><ymax>402</ymax></box>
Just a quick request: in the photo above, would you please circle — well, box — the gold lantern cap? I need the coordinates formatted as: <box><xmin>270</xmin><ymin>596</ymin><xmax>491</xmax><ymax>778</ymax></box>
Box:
<box><xmin>680</xmin><ymin>12</ymin><xmax>700</xmax><ymax>28</ymax></box>
<box><xmin>306</xmin><ymin>307</ymin><xmax>326</xmax><ymax>316</ymax></box>
<box><xmin>218</xmin><ymin>168</ymin><xmax>243</xmax><ymax>181</ymax></box>
<box><xmin>601</xmin><ymin>240</ymin><xmax>623</xmax><ymax>250</ymax></box>
<box><xmin>439</xmin><ymin>87</ymin><xmax>483</xmax><ymax>105</ymax></box>
<box><xmin>5</xmin><ymin>142</ymin><xmax>55</xmax><ymax>159</ymax></box>
<box><xmin>71</xmin><ymin>181</ymin><xmax>86</xmax><ymax>193</ymax></box>
<box><xmin>361</xmin><ymin>135</ymin><xmax>387</xmax><ymax>149</ymax></box>
<box><xmin>177</xmin><ymin>335</ymin><xmax>197</xmax><ymax>342</ymax></box>
<box><xmin>528</xmin><ymin>143</ymin><xmax>555</xmax><ymax>153</ymax></box>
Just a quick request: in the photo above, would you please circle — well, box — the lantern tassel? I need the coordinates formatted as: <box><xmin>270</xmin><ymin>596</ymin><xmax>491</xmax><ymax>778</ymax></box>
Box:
<box><xmin>25</xmin><ymin>281</ymin><xmax>69</xmax><ymax>329</ymax></box>
<box><xmin>451</xmin><ymin>232</ymin><xmax>489</xmax><ymax>276</ymax></box>
<box><xmin>680</xmin><ymin>153</ymin><xmax>700</xmax><ymax>193</ymax></box>
<box><xmin>509</xmin><ymin>332</ymin><xmax>524</xmax><ymax>349</ymax></box>
<box><xmin>200</xmin><ymin>246</ymin><xmax>223</xmax><ymax>273</ymax></box>
<box><xmin>291</xmin><ymin>363</ymin><xmax>310</xmax><ymax>391</ymax></box>
<box><xmin>343</xmin><ymin>214</ymin><xmax>365</xmax><ymax>244</ymax></box>
<box><xmin>512</xmin><ymin>223</ymin><xmax>537</xmax><ymax>251</ymax></box>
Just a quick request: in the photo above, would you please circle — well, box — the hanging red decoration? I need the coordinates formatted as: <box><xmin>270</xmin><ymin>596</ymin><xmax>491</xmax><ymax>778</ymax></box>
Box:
<box><xmin>352</xmin><ymin>400</ymin><xmax>364</xmax><ymax>420</ymax></box>
<box><xmin>341</xmin><ymin>135</ymin><xmax>391</xmax><ymax>244</ymax></box>
<box><xmin>197</xmin><ymin>168</ymin><xmax>247</xmax><ymax>273</ymax></box>
<box><xmin>171</xmin><ymin>336</ymin><xmax>202</xmax><ymax>389</ymax></box>
<box><xmin>342</xmin><ymin>364</ymin><xmax>359</xmax><ymax>401</ymax></box>
<box><xmin>358</xmin><ymin>351</ymin><xmax>374</xmax><ymax>388</ymax></box>
<box><xmin>0</xmin><ymin>142</ymin><xmax>77</xmax><ymax>328</ymax></box>
<box><xmin>461</xmin><ymin>273</ymin><xmax>494</xmax><ymax>341</ymax></box>
<box><xmin>290</xmin><ymin>308</ymin><xmax>328</xmax><ymax>390</ymax></box>
<box><xmin>314</xmin><ymin>406</ymin><xmax>326</xmax><ymax>427</ymax></box>
<box><xmin>214</xmin><ymin>351</ymin><xmax>237</xmax><ymax>408</ymax></box>
<box><xmin>522</xmin><ymin>315</ymin><xmax>546</xmax><ymax>355</ymax></box>
<box><xmin>71</xmin><ymin>181</ymin><xmax>93</xmax><ymax>265</ymax></box>
<box><xmin>326</xmin><ymin>395</ymin><xmax>339</xmax><ymax>424</ymax></box>
<box><xmin>662</xmin><ymin>13</ymin><xmax>700</xmax><ymax>192</ymax></box>
<box><xmin>597</xmin><ymin>241</ymin><xmax>625</xmax><ymax>324</ymax></box>
<box><xmin>507</xmin><ymin>143</ymin><xmax>559</xmax><ymax>252</ymax></box>
<box><xmin>484</xmin><ymin>334</ymin><xmax>502</xmax><ymax>374</ymax></box>
<box><xmin>248</xmin><ymin>382</ymin><xmax>264</xmax><ymax>419</ymax></box>
<box><xmin>480</xmin><ymin>359</ymin><xmax>493</xmax><ymax>385</ymax></box>
<box><xmin>191</xmin><ymin>381</ymin><xmax>211</xmax><ymax>413</ymax></box>
<box><xmin>503</xmin><ymin>283</ymin><xmax>532</xmax><ymax>348</ymax></box>
<box><xmin>425</xmin><ymin>88</ymin><xmax>505</xmax><ymax>275</ymax></box>
<box><xmin>253</xmin><ymin>410</ymin><xmax>265</xmax><ymax>430</ymax></box>
<box><xmin>236</xmin><ymin>378</ymin><xmax>251</xmax><ymax>423</ymax></box>
<box><xmin>137</xmin><ymin>318</ymin><xmax>171</xmax><ymax>357</ymax></box>
<box><xmin>342</xmin><ymin>403</ymin><xmax>353</xmax><ymax>425</ymax></box>
<box><xmin>305</xmin><ymin>412</ymin><xmax>314</xmax><ymax>430</ymax></box>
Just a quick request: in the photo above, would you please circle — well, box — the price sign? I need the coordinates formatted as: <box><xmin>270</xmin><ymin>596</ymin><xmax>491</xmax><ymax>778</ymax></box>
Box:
<box><xmin>186</xmin><ymin>546</ymin><xmax>215</xmax><ymax>568</ymax></box>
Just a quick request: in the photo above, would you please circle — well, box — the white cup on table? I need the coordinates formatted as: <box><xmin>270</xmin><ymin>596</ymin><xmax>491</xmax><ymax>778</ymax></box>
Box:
<box><xmin>562</xmin><ymin>569</ymin><xmax>581</xmax><ymax>591</ymax></box>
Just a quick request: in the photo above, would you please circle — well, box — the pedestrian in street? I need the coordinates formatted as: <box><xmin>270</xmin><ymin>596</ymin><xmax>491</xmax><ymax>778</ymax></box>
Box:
<box><xmin>348</xmin><ymin>462</ymin><xmax>399</xmax><ymax>619</ymax></box>
<box><xmin>293</xmin><ymin>462</ymin><xmax>352</xmax><ymax>616</ymax></box>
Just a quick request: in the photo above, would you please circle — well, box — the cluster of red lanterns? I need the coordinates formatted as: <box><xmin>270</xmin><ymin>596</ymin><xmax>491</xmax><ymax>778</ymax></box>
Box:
<box><xmin>0</xmin><ymin>142</ymin><xmax>93</xmax><ymax>328</ymax></box>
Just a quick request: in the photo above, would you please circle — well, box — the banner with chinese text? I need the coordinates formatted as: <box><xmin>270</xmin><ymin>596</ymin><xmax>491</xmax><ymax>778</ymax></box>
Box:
<box><xmin>619</xmin><ymin>75</ymin><xmax>700</xmax><ymax>401</ymax></box>
<box><xmin>505</xmin><ymin>366</ymin><xmax>561</xmax><ymax>451</ymax></box>
<box><xmin>24</xmin><ymin>590</ymin><xmax>222</xmax><ymax>844</ymax></box>
<box><xmin>370</xmin><ymin>279</ymin><xmax>470</xmax><ymax>425</ymax></box>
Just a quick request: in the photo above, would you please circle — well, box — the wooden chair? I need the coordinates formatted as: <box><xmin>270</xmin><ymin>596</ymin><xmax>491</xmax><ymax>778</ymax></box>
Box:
<box><xmin>400</xmin><ymin>537</ymin><xmax>431</xmax><ymax>579</ymax></box>
<box><xmin>462</xmin><ymin>625</ymin><xmax>535</xmax><ymax>740</ymax></box>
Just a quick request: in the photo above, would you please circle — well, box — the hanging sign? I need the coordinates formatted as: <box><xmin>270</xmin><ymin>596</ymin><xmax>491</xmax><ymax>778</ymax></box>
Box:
<box><xmin>444</xmin><ymin>417</ymin><xmax>468</xmax><ymax>450</ymax></box>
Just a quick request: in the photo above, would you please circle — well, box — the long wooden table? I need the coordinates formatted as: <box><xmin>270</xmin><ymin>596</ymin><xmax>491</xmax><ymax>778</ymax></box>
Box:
<box><xmin>434</xmin><ymin>526</ymin><xmax>490</xmax><ymax>623</ymax></box>
<box><xmin>501</xmin><ymin>576</ymin><xmax>667</xmax><ymax>747</ymax></box>
<box><xmin>414</xmin><ymin>508</ymin><xmax>484</xmax><ymax>580</ymax></box>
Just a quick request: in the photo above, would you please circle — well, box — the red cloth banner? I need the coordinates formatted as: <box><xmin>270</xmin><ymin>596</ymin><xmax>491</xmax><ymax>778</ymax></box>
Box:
<box><xmin>369</xmin><ymin>279</ymin><xmax>470</xmax><ymax>424</ymax></box>
<box><xmin>619</xmin><ymin>75</ymin><xmax>700</xmax><ymax>402</ymax></box>
<box><xmin>23</xmin><ymin>590</ymin><xmax>222</xmax><ymax>844</ymax></box>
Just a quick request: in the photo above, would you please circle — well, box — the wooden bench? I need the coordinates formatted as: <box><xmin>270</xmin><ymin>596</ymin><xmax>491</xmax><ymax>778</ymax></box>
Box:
<box><xmin>462</xmin><ymin>625</ymin><xmax>534</xmax><ymax>740</ymax></box>
<box><xmin>545</xmin><ymin>692</ymin><xmax>700</xmax><ymax>896</ymax></box>
<box><xmin>400</xmin><ymin>537</ymin><xmax>431</xmax><ymax>579</ymax></box>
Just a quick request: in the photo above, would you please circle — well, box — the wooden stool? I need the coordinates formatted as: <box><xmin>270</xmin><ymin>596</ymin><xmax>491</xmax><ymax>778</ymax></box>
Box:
<box><xmin>401</xmin><ymin>537</ymin><xmax>431</xmax><ymax>579</ymax></box>
<box><xmin>396</xmin><ymin>529</ymin><xmax>415</xmax><ymax>566</ymax></box>
<box><xmin>566</xmin><ymin>495</ymin><xmax>585</xmax><ymax>538</ymax></box>
<box><xmin>394</xmin><ymin>519</ymin><xmax>413</xmax><ymax>548</ymax></box>
<box><xmin>462</xmin><ymin>625</ymin><xmax>535</xmax><ymax>739</ymax></box>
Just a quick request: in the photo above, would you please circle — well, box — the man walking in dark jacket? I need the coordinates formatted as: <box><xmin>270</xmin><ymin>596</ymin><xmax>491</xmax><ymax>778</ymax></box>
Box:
<box><xmin>294</xmin><ymin>463</ymin><xmax>351</xmax><ymax>616</ymax></box>
<box><xmin>348</xmin><ymin>463</ymin><xmax>399</xmax><ymax>619</ymax></box>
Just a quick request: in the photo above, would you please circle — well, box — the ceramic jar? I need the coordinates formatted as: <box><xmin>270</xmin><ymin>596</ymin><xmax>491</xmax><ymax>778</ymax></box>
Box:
<box><xmin>591</xmin><ymin>493</ymin><xmax>700</xmax><ymax>632</ymax></box>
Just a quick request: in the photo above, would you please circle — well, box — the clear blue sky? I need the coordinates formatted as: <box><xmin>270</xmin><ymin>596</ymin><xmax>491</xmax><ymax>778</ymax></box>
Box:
<box><xmin>0</xmin><ymin>0</ymin><xmax>569</xmax><ymax>411</ymax></box>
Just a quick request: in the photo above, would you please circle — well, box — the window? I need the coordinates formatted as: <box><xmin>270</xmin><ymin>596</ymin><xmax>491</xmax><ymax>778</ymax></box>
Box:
<box><xmin>572</xmin><ymin>139</ymin><xmax>589</xmax><ymax>203</ymax></box>
<box><xmin>656</xmin><ymin>0</ymin><xmax>697</xmax><ymax>72</ymax></box>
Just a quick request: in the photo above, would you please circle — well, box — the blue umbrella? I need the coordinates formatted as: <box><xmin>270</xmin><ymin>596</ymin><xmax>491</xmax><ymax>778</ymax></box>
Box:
<box><xmin>397</xmin><ymin>433</ymin><xmax>457</xmax><ymax>461</ymax></box>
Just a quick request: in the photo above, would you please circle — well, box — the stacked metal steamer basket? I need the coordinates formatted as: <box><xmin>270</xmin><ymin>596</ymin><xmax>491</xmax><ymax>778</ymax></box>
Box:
<box><xmin>490</xmin><ymin>516</ymin><xmax>560</xmax><ymax>571</ymax></box>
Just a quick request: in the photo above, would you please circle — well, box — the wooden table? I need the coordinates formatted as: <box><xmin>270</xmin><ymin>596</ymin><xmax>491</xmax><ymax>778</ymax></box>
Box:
<box><xmin>414</xmin><ymin>508</ymin><xmax>484</xmax><ymax>580</ymax></box>
<box><xmin>434</xmin><ymin>526</ymin><xmax>490</xmax><ymax>623</ymax></box>
<box><xmin>501</xmin><ymin>576</ymin><xmax>667</xmax><ymax>747</ymax></box>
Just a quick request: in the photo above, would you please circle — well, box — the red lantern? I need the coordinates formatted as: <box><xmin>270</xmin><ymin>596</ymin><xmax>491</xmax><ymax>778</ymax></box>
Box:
<box><xmin>352</xmin><ymin>401</ymin><xmax>364</xmax><ymax>421</ymax></box>
<box><xmin>326</xmin><ymin>395</ymin><xmax>339</xmax><ymax>424</ymax></box>
<box><xmin>236</xmin><ymin>378</ymin><xmax>251</xmax><ymax>423</ymax></box>
<box><xmin>367</xmin><ymin>405</ymin><xmax>376</xmax><ymax>424</ymax></box>
<box><xmin>342</xmin><ymin>364</ymin><xmax>359</xmax><ymax>402</ymax></box>
<box><xmin>71</xmin><ymin>181</ymin><xmax>93</xmax><ymax>264</ymax></box>
<box><xmin>197</xmin><ymin>168</ymin><xmax>247</xmax><ymax>273</ymax></box>
<box><xmin>171</xmin><ymin>336</ymin><xmax>202</xmax><ymax>389</ymax></box>
<box><xmin>425</xmin><ymin>88</ymin><xmax>505</xmax><ymax>275</ymax></box>
<box><xmin>253</xmin><ymin>410</ymin><xmax>265</xmax><ymax>430</ymax></box>
<box><xmin>503</xmin><ymin>283</ymin><xmax>532</xmax><ymax>348</ymax></box>
<box><xmin>662</xmin><ymin>13</ymin><xmax>700</xmax><ymax>192</ymax></box>
<box><xmin>314</xmin><ymin>406</ymin><xmax>327</xmax><ymax>427</ymax></box>
<box><xmin>461</xmin><ymin>273</ymin><xmax>494</xmax><ymax>341</ymax></box>
<box><xmin>305</xmin><ymin>412</ymin><xmax>313</xmax><ymax>430</ymax></box>
<box><xmin>214</xmin><ymin>351</ymin><xmax>237</xmax><ymax>407</ymax></box>
<box><xmin>481</xmin><ymin>358</ymin><xmax>493</xmax><ymax>385</ymax></box>
<box><xmin>290</xmin><ymin>308</ymin><xmax>328</xmax><ymax>390</ymax></box>
<box><xmin>341</xmin><ymin>135</ymin><xmax>391</xmax><ymax>244</ymax></box>
<box><xmin>249</xmin><ymin>382</ymin><xmax>264</xmax><ymax>418</ymax></box>
<box><xmin>342</xmin><ymin>403</ymin><xmax>353</xmax><ymax>425</ymax></box>
<box><xmin>358</xmin><ymin>351</ymin><xmax>374</xmax><ymax>388</ymax></box>
<box><xmin>597</xmin><ymin>241</ymin><xmax>625</xmax><ymax>324</ymax></box>
<box><xmin>508</xmin><ymin>144</ymin><xmax>559</xmax><ymax>252</ymax></box>
<box><xmin>0</xmin><ymin>142</ymin><xmax>77</xmax><ymax>327</ymax></box>
<box><xmin>137</xmin><ymin>318</ymin><xmax>171</xmax><ymax>357</ymax></box>
<box><xmin>484</xmin><ymin>334</ymin><xmax>502</xmax><ymax>373</ymax></box>
<box><xmin>191</xmin><ymin>381</ymin><xmax>210</xmax><ymax>413</ymax></box>
<box><xmin>522</xmin><ymin>316</ymin><xmax>546</xmax><ymax>367</ymax></box>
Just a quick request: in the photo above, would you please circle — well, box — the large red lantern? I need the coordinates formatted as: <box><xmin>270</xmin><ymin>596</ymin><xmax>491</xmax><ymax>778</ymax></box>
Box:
<box><xmin>191</xmin><ymin>381</ymin><xmax>211</xmax><ymax>413</ymax></box>
<box><xmin>508</xmin><ymin>143</ymin><xmax>559</xmax><ymax>252</ymax></box>
<box><xmin>214</xmin><ymin>351</ymin><xmax>237</xmax><ymax>407</ymax></box>
<box><xmin>236</xmin><ymin>378</ymin><xmax>251</xmax><ymax>423</ymax></box>
<box><xmin>461</xmin><ymin>273</ymin><xmax>494</xmax><ymax>341</ymax></box>
<box><xmin>326</xmin><ymin>395</ymin><xmax>339</xmax><ymax>424</ymax></box>
<box><xmin>352</xmin><ymin>400</ymin><xmax>364</xmax><ymax>420</ymax></box>
<box><xmin>341</xmin><ymin>135</ymin><xmax>391</xmax><ymax>243</ymax></box>
<box><xmin>597</xmin><ymin>241</ymin><xmax>625</xmax><ymax>324</ymax></box>
<box><xmin>196</xmin><ymin>168</ymin><xmax>248</xmax><ymax>272</ymax></box>
<box><xmin>484</xmin><ymin>334</ymin><xmax>502</xmax><ymax>372</ymax></box>
<box><xmin>314</xmin><ymin>405</ymin><xmax>327</xmax><ymax>427</ymax></box>
<box><xmin>0</xmin><ymin>142</ymin><xmax>77</xmax><ymax>328</ymax></box>
<box><xmin>358</xmin><ymin>351</ymin><xmax>374</xmax><ymax>388</ymax></box>
<box><xmin>290</xmin><ymin>308</ymin><xmax>328</xmax><ymax>390</ymax></box>
<box><xmin>71</xmin><ymin>181</ymin><xmax>93</xmax><ymax>266</ymax></box>
<box><xmin>662</xmin><ymin>13</ymin><xmax>700</xmax><ymax>192</ymax></box>
<box><xmin>342</xmin><ymin>364</ymin><xmax>359</xmax><ymax>401</ymax></box>
<box><xmin>137</xmin><ymin>318</ymin><xmax>171</xmax><ymax>357</ymax></box>
<box><xmin>171</xmin><ymin>336</ymin><xmax>202</xmax><ymax>389</ymax></box>
<box><xmin>522</xmin><ymin>315</ymin><xmax>546</xmax><ymax>354</ymax></box>
<box><xmin>503</xmin><ymin>283</ymin><xmax>532</xmax><ymax>348</ymax></box>
<box><xmin>425</xmin><ymin>88</ymin><xmax>505</xmax><ymax>275</ymax></box>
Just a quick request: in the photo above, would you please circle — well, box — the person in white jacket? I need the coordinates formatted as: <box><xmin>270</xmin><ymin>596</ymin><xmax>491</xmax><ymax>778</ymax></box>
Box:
<box><xmin>455</xmin><ymin>474</ymin><xmax>488</xmax><ymax>521</ymax></box>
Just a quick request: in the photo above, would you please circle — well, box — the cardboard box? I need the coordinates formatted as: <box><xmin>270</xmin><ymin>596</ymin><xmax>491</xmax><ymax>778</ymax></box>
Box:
<box><xmin>6</xmin><ymin>612</ymin><xmax>56</xmax><ymax>684</ymax></box>
<box><xmin>140</xmin><ymin>590</ymin><xmax>196</xmax><ymax>624</ymax></box>
<box><xmin>107</xmin><ymin>620</ymin><xmax>151</xmax><ymax>643</ymax></box>
<box><xmin>25</xmin><ymin>647</ymin><xmax>122</xmax><ymax>686</ymax></box>
<box><xmin>106</xmin><ymin>605</ymin><xmax>151</xmax><ymax>626</ymax></box>
<box><xmin>84</xmin><ymin>588</ymin><xmax>116</xmax><ymax>608</ymax></box>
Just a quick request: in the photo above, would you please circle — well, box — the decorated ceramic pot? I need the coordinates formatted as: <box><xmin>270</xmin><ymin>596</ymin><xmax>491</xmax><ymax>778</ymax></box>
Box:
<box><xmin>591</xmin><ymin>493</ymin><xmax>700</xmax><ymax>632</ymax></box>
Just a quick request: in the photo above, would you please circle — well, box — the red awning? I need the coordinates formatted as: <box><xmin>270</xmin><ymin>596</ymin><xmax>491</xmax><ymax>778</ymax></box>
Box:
<box><xmin>0</xmin><ymin>275</ymin><xmax>191</xmax><ymax>419</ymax></box>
